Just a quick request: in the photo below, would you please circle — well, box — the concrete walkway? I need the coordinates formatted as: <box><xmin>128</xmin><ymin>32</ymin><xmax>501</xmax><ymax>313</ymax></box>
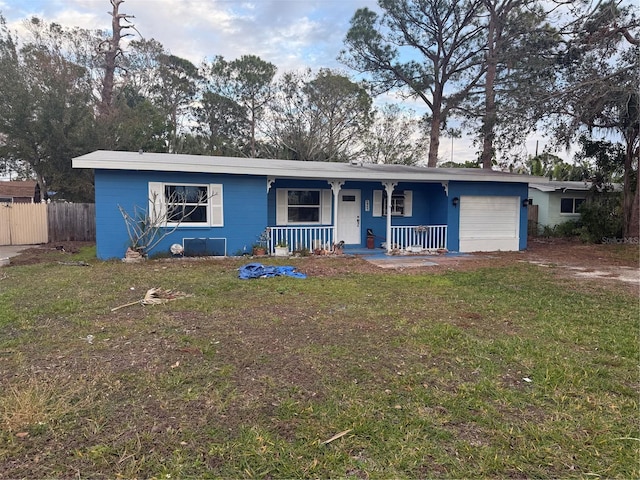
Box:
<box><xmin>346</xmin><ymin>247</ymin><xmax>469</xmax><ymax>269</ymax></box>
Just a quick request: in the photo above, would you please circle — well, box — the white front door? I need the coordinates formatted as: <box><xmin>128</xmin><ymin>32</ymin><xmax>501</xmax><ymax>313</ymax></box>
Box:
<box><xmin>337</xmin><ymin>189</ymin><xmax>361</xmax><ymax>244</ymax></box>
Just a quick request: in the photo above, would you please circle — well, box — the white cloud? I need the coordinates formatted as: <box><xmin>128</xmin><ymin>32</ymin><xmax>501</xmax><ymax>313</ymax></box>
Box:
<box><xmin>3</xmin><ymin>0</ymin><xmax>379</xmax><ymax>69</ymax></box>
<box><xmin>1</xmin><ymin>0</ymin><xmax>581</xmax><ymax>165</ymax></box>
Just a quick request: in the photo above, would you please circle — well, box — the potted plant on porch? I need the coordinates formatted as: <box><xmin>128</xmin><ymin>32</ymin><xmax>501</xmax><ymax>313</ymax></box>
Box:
<box><xmin>274</xmin><ymin>240</ymin><xmax>289</xmax><ymax>257</ymax></box>
<box><xmin>252</xmin><ymin>228</ymin><xmax>270</xmax><ymax>256</ymax></box>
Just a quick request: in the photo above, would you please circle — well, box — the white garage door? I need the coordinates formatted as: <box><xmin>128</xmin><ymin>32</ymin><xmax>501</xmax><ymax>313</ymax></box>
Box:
<box><xmin>459</xmin><ymin>196</ymin><xmax>520</xmax><ymax>252</ymax></box>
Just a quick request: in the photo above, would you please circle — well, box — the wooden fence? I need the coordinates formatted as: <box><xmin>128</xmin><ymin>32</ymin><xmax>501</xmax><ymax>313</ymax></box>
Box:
<box><xmin>48</xmin><ymin>203</ymin><xmax>96</xmax><ymax>242</ymax></box>
<box><xmin>527</xmin><ymin>204</ymin><xmax>539</xmax><ymax>236</ymax></box>
<box><xmin>0</xmin><ymin>203</ymin><xmax>95</xmax><ymax>246</ymax></box>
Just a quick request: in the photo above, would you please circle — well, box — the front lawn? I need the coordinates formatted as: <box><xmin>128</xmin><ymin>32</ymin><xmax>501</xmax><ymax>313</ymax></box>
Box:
<box><xmin>0</xmin><ymin>246</ymin><xmax>638</xmax><ymax>479</ymax></box>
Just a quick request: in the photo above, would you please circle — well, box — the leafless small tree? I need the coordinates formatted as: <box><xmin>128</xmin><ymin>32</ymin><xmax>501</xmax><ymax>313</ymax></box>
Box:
<box><xmin>118</xmin><ymin>188</ymin><xmax>215</xmax><ymax>256</ymax></box>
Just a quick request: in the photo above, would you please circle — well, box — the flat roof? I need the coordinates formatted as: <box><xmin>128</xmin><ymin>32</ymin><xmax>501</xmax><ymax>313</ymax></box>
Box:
<box><xmin>528</xmin><ymin>180</ymin><xmax>625</xmax><ymax>193</ymax></box>
<box><xmin>73</xmin><ymin>150</ymin><xmax>547</xmax><ymax>184</ymax></box>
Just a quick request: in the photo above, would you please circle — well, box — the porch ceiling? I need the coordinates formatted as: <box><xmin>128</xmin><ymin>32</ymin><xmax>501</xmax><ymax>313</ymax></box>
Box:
<box><xmin>73</xmin><ymin>150</ymin><xmax>548</xmax><ymax>184</ymax></box>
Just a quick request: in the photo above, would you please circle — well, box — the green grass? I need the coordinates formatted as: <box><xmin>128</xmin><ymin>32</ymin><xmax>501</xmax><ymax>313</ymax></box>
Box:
<box><xmin>0</xmin><ymin>250</ymin><xmax>637</xmax><ymax>479</ymax></box>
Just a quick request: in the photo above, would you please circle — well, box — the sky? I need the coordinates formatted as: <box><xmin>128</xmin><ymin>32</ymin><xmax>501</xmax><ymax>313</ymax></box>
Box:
<box><xmin>1</xmin><ymin>0</ymin><xmax>379</xmax><ymax>73</ymax></box>
<box><xmin>0</xmin><ymin>0</ymin><xmax>570</xmax><ymax>165</ymax></box>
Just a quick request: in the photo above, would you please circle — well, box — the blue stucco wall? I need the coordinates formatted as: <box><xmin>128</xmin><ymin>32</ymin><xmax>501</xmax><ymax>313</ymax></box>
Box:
<box><xmin>94</xmin><ymin>169</ymin><xmax>267</xmax><ymax>259</ymax></box>
<box><xmin>94</xmin><ymin>171</ymin><xmax>529</xmax><ymax>259</ymax></box>
<box><xmin>357</xmin><ymin>181</ymin><xmax>448</xmax><ymax>246</ymax></box>
<box><xmin>446</xmin><ymin>181</ymin><xmax>529</xmax><ymax>251</ymax></box>
<box><xmin>267</xmin><ymin>180</ymin><xmax>450</xmax><ymax>246</ymax></box>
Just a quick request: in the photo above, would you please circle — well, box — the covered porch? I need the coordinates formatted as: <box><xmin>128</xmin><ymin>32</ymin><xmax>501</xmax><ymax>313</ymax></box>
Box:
<box><xmin>267</xmin><ymin>224</ymin><xmax>448</xmax><ymax>254</ymax></box>
<box><xmin>267</xmin><ymin>177</ymin><xmax>450</xmax><ymax>255</ymax></box>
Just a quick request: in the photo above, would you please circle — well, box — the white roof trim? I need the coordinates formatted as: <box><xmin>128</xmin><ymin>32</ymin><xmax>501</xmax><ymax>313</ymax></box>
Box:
<box><xmin>73</xmin><ymin>150</ymin><xmax>548</xmax><ymax>184</ymax></box>
<box><xmin>529</xmin><ymin>180</ymin><xmax>593</xmax><ymax>192</ymax></box>
<box><xmin>529</xmin><ymin>183</ymin><xmax>560</xmax><ymax>192</ymax></box>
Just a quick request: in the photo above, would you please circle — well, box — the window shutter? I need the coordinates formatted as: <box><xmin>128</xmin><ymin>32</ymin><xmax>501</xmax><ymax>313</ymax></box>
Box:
<box><xmin>209</xmin><ymin>184</ymin><xmax>223</xmax><ymax>226</ymax></box>
<box><xmin>276</xmin><ymin>189</ymin><xmax>287</xmax><ymax>225</ymax></box>
<box><xmin>321</xmin><ymin>189</ymin><xmax>332</xmax><ymax>224</ymax></box>
<box><xmin>148</xmin><ymin>182</ymin><xmax>166</xmax><ymax>224</ymax></box>
<box><xmin>373</xmin><ymin>190</ymin><xmax>382</xmax><ymax>217</ymax></box>
<box><xmin>404</xmin><ymin>190</ymin><xmax>412</xmax><ymax>217</ymax></box>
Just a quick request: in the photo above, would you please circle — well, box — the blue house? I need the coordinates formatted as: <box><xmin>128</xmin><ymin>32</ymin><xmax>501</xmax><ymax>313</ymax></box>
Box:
<box><xmin>72</xmin><ymin>151</ymin><xmax>544</xmax><ymax>260</ymax></box>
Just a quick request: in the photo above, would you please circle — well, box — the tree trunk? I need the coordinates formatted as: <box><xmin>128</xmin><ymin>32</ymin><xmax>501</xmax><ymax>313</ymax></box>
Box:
<box><xmin>35</xmin><ymin>170</ymin><xmax>48</xmax><ymax>202</ymax></box>
<box><xmin>99</xmin><ymin>0</ymin><xmax>123</xmax><ymax>116</ymax></box>
<box><xmin>427</xmin><ymin>117</ymin><xmax>441</xmax><ymax>167</ymax></box>
<box><xmin>481</xmin><ymin>8</ymin><xmax>497</xmax><ymax>169</ymax></box>
<box><xmin>427</xmin><ymin>92</ymin><xmax>443</xmax><ymax>167</ymax></box>
<box><xmin>623</xmin><ymin>139</ymin><xmax>639</xmax><ymax>238</ymax></box>
<box><xmin>627</xmin><ymin>181</ymin><xmax>639</xmax><ymax>239</ymax></box>
<box><xmin>250</xmin><ymin>98</ymin><xmax>256</xmax><ymax>158</ymax></box>
<box><xmin>99</xmin><ymin>0</ymin><xmax>135</xmax><ymax>117</ymax></box>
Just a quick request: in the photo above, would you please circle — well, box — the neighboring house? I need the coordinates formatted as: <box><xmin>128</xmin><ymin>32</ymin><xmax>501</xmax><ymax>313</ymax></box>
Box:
<box><xmin>0</xmin><ymin>180</ymin><xmax>39</xmax><ymax>203</ymax></box>
<box><xmin>528</xmin><ymin>180</ymin><xmax>616</xmax><ymax>232</ymax></box>
<box><xmin>73</xmin><ymin>150</ymin><xmax>546</xmax><ymax>260</ymax></box>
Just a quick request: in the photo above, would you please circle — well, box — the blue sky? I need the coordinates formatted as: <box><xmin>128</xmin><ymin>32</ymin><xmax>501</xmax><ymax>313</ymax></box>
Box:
<box><xmin>0</xmin><ymin>0</ymin><xmax>588</xmax><ymax>165</ymax></box>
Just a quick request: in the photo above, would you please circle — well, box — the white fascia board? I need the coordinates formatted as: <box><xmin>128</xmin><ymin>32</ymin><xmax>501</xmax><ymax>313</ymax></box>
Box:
<box><xmin>72</xmin><ymin>150</ymin><xmax>548</xmax><ymax>184</ymax></box>
<box><xmin>529</xmin><ymin>181</ymin><xmax>594</xmax><ymax>192</ymax></box>
<box><xmin>529</xmin><ymin>183</ymin><xmax>557</xmax><ymax>192</ymax></box>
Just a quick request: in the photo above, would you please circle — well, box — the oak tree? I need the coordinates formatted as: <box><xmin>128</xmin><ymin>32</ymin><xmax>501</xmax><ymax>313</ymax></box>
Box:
<box><xmin>265</xmin><ymin>69</ymin><xmax>372</xmax><ymax>162</ymax></box>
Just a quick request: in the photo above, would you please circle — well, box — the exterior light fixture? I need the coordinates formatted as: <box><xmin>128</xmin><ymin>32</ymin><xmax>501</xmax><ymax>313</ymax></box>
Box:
<box><xmin>522</xmin><ymin>198</ymin><xmax>530</xmax><ymax>207</ymax></box>
<box><xmin>452</xmin><ymin>197</ymin><xmax>459</xmax><ymax>207</ymax></box>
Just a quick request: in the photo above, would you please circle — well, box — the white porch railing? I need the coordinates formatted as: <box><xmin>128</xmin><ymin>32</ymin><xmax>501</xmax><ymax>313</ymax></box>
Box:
<box><xmin>390</xmin><ymin>225</ymin><xmax>447</xmax><ymax>251</ymax></box>
<box><xmin>268</xmin><ymin>225</ymin><xmax>446</xmax><ymax>253</ymax></box>
<box><xmin>268</xmin><ymin>226</ymin><xmax>335</xmax><ymax>253</ymax></box>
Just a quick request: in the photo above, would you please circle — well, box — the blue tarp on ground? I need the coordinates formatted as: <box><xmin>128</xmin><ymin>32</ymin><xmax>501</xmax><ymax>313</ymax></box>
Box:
<box><xmin>238</xmin><ymin>263</ymin><xmax>307</xmax><ymax>280</ymax></box>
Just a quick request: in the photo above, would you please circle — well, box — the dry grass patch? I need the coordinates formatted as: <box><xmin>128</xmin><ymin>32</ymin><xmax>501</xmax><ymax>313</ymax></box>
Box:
<box><xmin>0</xmin><ymin>242</ymin><xmax>637</xmax><ymax>479</ymax></box>
<box><xmin>0</xmin><ymin>376</ymin><xmax>93</xmax><ymax>436</ymax></box>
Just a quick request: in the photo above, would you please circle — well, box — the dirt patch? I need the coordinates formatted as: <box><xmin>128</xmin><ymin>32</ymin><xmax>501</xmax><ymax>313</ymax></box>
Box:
<box><xmin>6</xmin><ymin>242</ymin><xmax>93</xmax><ymax>267</ymax></box>
<box><xmin>359</xmin><ymin>238</ymin><xmax>639</xmax><ymax>288</ymax></box>
<box><xmin>7</xmin><ymin>238</ymin><xmax>638</xmax><ymax>286</ymax></box>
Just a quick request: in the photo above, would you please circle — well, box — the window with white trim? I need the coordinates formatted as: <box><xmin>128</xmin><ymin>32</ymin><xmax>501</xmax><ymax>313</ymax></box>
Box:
<box><xmin>288</xmin><ymin>190</ymin><xmax>321</xmax><ymax>223</ymax></box>
<box><xmin>276</xmin><ymin>188</ymin><xmax>332</xmax><ymax>225</ymax></box>
<box><xmin>372</xmin><ymin>190</ymin><xmax>413</xmax><ymax>217</ymax></box>
<box><xmin>383</xmin><ymin>191</ymin><xmax>405</xmax><ymax>216</ymax></box>
<box><xmin>166</xmin><ymin>185</ymin><xmax>209</xmax><ymax>223</ymax></box>
<box><xmin>149</xmin><ymin>182</ymin><xmax>223</xmax><ymax>227</ymax></box>
<box><xmin>560</xmin><ymin>197</ymin><xmax>584</xmax><ymax>214</ymax></box>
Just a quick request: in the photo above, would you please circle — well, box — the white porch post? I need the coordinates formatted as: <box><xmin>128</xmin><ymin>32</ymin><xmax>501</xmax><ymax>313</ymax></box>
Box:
<box><xmin>382</xmin><ymin>181</ymin><xmax>397</xmax><ymax>253</ymax></box>
<box><xmin>328</xmin><ymin>180</ymin><xmax>344</xmax><ymax>246</ymax></box>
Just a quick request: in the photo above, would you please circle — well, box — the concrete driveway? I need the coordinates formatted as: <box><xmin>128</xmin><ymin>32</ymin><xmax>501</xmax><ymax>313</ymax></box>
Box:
<box><xmin>0</xmin><ymin>245</ymin><xmax>32</xmax><ymax>259</ymax></box>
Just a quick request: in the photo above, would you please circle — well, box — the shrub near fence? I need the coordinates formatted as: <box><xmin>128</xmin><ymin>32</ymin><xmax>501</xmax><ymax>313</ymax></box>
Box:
<box><xmin>0</xmin><ymin>202</ymin><xmax>95</xmax><ymax>246</ymax></box>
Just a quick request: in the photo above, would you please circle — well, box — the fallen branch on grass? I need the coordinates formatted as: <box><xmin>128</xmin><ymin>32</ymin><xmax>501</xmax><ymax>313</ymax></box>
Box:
<box><xmin>320</xmin><ymin>429</ymin><xmax>352</xmax><ymax>445</ymax></box>
<box><xmin>110</xmin><ymin>287</ymin><xmax>194</xmax><ymax>312</ymax></box>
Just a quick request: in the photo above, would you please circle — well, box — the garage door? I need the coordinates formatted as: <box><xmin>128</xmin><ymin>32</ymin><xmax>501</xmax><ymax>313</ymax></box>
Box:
<box><xmin>459</xmin><ymin>196</ymin><xmax>520</xmax><ymax>252</ymax></box>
